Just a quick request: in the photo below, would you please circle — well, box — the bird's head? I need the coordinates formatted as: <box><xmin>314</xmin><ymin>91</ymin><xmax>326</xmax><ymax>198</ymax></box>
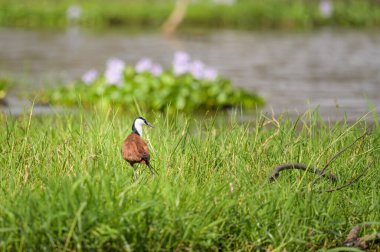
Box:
<box><xmin>132</xmin><ymin>116</ymin><xmax>154</xmax><ymax>136</ymax></box>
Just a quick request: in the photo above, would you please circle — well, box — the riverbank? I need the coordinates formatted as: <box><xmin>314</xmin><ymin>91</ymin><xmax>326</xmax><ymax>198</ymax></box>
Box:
<box><xmin>1</xmin><ymin>0</ymin><xmax>380</xmax><ymax>30</ymax></box>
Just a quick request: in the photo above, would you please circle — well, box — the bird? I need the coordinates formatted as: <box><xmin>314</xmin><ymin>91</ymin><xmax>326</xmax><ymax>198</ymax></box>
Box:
<box><xmin>122</xmin><ymin>116</ymin><xmax>157</xmax><ymax>180</ymax></box>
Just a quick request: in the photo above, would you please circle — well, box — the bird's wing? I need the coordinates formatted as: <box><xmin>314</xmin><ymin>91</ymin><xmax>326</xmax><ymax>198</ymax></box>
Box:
<box><xmin>122</xmin><ymin>136</ymin><xmax>143</xmax><ymax>162</ymax></box>
<box><xmin>135</xmin><ymin>137</ymin><xmax>150</xmax><ymax>162</ymax></box>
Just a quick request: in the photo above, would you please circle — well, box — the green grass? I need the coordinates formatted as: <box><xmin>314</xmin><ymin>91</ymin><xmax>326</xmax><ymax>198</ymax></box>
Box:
<box><xmin>0</xmin><ymin>108</ymin><xmax>379</xmax><ymax>251</ymax></box>
<box><xmin>1</xmin><ymin>0</ymin><xmax>380</xmax><ymax>30</ymax></box>
<box><xmin>0</xmin><ymin>77</ymin><xmax>12</xmax><ymax>104</ymax></box>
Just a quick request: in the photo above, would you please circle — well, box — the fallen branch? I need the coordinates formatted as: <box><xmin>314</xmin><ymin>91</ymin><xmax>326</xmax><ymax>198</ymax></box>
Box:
<box><xmin>343</xmin><ymin>224</ymin><xmax>380</xmax><ymax>249</ymax></box>
<box><xmin>269</xmin><ymin>128</ymin><xmax>371</xmax><ymax>185</ymax></box>
<box><xmin>268</xmin><ymin>163</ymin><xmax>337</xmax><ymax>183</ymax></box>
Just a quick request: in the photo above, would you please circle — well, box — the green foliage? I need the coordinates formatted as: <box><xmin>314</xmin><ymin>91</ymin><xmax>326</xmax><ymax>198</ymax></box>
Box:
<box><xmin>0</xmin><ymin>110</ymin><xmax>379</xmax><ymax>250</ymax></box>
<box><xmin>1</xmin><ymin>0</ymin><xmax>380</xmax><ymax>29</ymax></box>
<box><xmin>0</xmin><ymin>77</ymin><xmax>11</xmax><ymax>103</ymax></box>
<box><xmin>45</xmin><ymin>67</ymin><xmax>264</xmax><ymax>112</ymax></box>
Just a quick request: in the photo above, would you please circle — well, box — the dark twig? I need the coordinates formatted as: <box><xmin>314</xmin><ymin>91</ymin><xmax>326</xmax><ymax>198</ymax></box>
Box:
<box><xmin>325</xmin><ymin>161</ymin><xmax>373</xmax><ymax>192</ymax></box>
<box><xmin>268</xmin><ymin>163</ymin><xmax>337</xmax><ymax>183</ymax></box>
<box><xmin>312</xmin><ymin>128</ymin><xmax>371</xmax><ymax>185</ymax></box>
<box><xmin>343</xmin><ymin>224</ymin><xmax>380</xmax><ymax>249</ymax></box>
<box><xmin>269</xmin><ymin>127</ymin><xmax>372</xmax><ymax>185</ymax></box>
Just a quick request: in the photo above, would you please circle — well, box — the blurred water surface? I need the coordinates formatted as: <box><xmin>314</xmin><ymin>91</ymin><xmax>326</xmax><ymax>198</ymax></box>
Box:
<box><xmin>0</xmin><ymin>27</ymin><xmax>379</xmax><ymax>120</ymax></box>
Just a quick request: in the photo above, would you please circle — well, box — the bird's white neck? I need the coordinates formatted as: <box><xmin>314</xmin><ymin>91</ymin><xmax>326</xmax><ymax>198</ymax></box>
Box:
<box><xmin>133</xmin><ymin>118</ymin><xmax>145</xmax><ymax>137</ymax></box>
<box><xmin>135</xmin><ymin>124</ymin><xmax>143</xmax><ymax>137</ymax></box>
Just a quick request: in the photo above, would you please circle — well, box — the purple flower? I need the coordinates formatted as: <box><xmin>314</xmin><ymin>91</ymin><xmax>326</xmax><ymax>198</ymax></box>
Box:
<box><xmin>135</xmin><ymin>58</ymin><xmax>153</xmax><ymax>73</ymax></box>
<box><xmin>172</xmin><ymin>51</ymin><xmax>191</xmax><ymax>76</ymax></box>
<box><xmin>203</xmin><ymin>67</ymin><xmax>218</xmax><ymax>81</ymax></box>
<box><xmin>173</xmin><ymin>51</ymin><xmax>190</xmax><ymax>65</ymax></box>
<box><xmin>319</xmin><ymin>0</ymin><xmax>333</xmax><ymax>18</ymax></box>
<box><xmin>81</xmin><ymin>69</ymin><xmax>98</xmax><ymax>84</ymax></box>
<box><xmin>173</xmin><ymin>61</ymin><xmax>190</xmax><ymax>76</ymax></box>
<box><xmin>67</xmin><ymin>5</ymin><xmax>81</xmax><ymax>21</ymax></box>
<box><xmin>190</xmin><ymin>60</ymin><xmax>206</xmax><ymax>80</ymax></box>
<box><xmin>105</xmin><ymin>69</ymin><xmax>123</xmax><ymax>85</ymax></box>
<box><xmin>172</xmin><ymin>51</ymin><xmax>219</xmax><ymax>80</ymax></box>
<box><xmin>106</xmin><ymin>58</ymin><xmax>125</xmax><ymax>72</ymax></box>
<box><xmin>151</xmin><ymin>63</ymin><xmax>163</xmax><ymax>76</ymax></box>
<box><xmin>105</xmin><ymin>58</ymin><xmax>125</xmax><ymax>85</ymax></box>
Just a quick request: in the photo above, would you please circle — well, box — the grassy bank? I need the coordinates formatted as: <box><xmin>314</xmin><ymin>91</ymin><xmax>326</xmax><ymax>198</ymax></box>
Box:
<box><xmin>1</xmin><ymin>0</ymin><xmax>380</xmax><ymax>30</ymax></box>
<box><xmin>0</xmin><ymin>108</ymin><xmax>379</xmax><ymax>250</ymax></box>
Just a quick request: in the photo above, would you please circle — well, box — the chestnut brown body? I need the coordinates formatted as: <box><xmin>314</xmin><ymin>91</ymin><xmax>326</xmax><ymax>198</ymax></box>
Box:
<box><xmin>122</xmin><ymin>133</ymin><xmax>151</xmax><ymax>166</ymax></box>
<box><xmin>122</xmin><ymin>116</ymin><xmax>157</xmax><ymax>177</ymax></box>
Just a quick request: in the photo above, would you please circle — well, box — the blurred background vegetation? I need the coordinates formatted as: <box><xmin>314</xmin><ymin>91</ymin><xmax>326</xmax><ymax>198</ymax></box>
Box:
<box><xmin>1</xmin><ymin>0</ymin><xmax>379</xmax><ymax>115</ymax></box>
<box><xmin>1</xmin><ymin>2</ymin><xmax>379</xmax><ymax>250</ymax></box>
<box><xmin>1</xmin><ymin>0</ymin><xmax>380</xmax><ymax>30</ymax></box>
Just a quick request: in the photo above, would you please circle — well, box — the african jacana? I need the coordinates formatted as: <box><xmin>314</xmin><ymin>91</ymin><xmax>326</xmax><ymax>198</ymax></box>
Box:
<box><xmin>122</xmin><ymin>116</ymin><xmax>157</xmax><ymax>179</ymax></box>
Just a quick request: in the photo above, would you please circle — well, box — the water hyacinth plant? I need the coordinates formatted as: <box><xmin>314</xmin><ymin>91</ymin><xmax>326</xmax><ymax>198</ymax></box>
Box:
<box><xmin>105</xmin><ymin>58</ymin><xmax>125</xmax><ymax>85</ymax></box>
<box><xmin>81</xmin><ymin>69</ymin><xmax>98</xmax><ymax>84</ymax></box>
<box><xmin>47</xmin><ymin>51</ymin><xmax>264</xmax><ymax>111</ymax></box>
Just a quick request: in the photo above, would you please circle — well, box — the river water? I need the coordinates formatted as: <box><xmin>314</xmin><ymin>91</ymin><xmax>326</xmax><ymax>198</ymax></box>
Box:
<box><xmin>0</xmin><ymin>27</ymin><xmax>379</xmax><ymax>120</ymax></box>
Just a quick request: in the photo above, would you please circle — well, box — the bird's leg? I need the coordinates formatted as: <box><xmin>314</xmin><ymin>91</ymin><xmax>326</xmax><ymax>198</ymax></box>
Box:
<box><xmin>132</xmin><ymin>165</ymin><xmax>139</xmax><ymax>181</ymax></box>
<box><xmin>147</xmin><ymin>162</ymin><xmax>158</xmax><ymax>177</ymax></box>
<box><xmin>150</xmin><ymin>168</ymin><xmax>155</xmax><ymax>179</ymax></box>
<box><xmin>149</xmin><ymin>166</ymin><xmax>155</xmax><ymax>176</ymax></box>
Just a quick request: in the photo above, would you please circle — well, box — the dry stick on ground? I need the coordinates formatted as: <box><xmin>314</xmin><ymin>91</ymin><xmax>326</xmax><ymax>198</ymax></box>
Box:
<box><xmin>343</xmin><ymin>224</ymin><xmax>380</xmax><ymax>249</ymax></box>
<box><xmin>268</xmin><ymin>163</ymin><xmax>337</xmax><ymax>183</ymax></box>
<box><xmin>268</xmin><ymin>128</ymin><xmax>372</xmax><ymax>184</ymax></box>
